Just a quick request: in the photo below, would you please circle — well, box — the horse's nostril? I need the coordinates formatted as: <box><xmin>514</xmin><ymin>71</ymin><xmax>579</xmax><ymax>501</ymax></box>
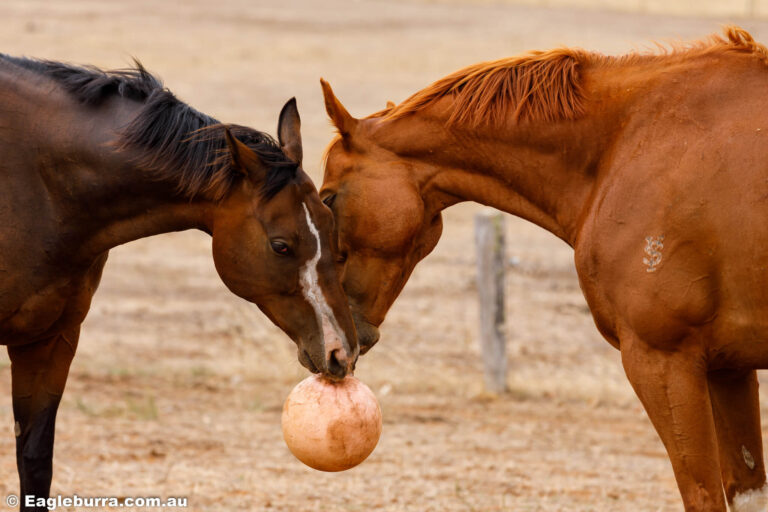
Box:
<box><xmin>328</xmin><ymin>349</ymin><xmax>347</xmax><ymax>378</ymax></box>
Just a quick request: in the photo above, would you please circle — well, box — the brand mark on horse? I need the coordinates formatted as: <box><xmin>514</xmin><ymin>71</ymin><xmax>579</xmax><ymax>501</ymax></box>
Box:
<box><xmin>742</xmin><ymin>445</ymin><xmax>756</xmax><ymax>470</ymax></box>
<box><xmin>643</xmin><ymin>236</ymin><xmax>664</xmax><ymax>273</ymax></box>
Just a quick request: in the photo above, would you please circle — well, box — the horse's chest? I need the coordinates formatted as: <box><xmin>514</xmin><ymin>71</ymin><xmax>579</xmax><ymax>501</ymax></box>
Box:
<box><xmin>0</xmin><ymin>255</ymin><xmax>107</xmax><ymax>344</ymax></box>
<box><xmin>1</xmin><ymin>288</ymin><xmax>69</xmax><ymax>342</ymax></box>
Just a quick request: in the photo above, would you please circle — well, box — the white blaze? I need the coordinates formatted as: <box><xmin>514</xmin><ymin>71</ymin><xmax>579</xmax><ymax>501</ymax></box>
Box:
<box><xmin>299</xmin><ymin>202</ymin><xmax>348</xmax><ymax>359</ymax></box>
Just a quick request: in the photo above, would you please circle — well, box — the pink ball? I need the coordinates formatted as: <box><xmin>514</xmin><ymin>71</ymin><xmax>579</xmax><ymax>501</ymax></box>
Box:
<box><xmin>281</xmin><ymin>374</ymin><xmax>382</xmax><ymax>472</ymax></box>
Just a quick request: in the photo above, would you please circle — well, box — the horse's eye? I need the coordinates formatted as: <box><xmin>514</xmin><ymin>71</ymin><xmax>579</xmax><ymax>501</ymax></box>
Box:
<box><xmin>270</xmin><ymin>240</ymin><xmax>291</xmax><ymax>256</ymax></box>
<box><xmin>336</xmin><ymin>251</ymin><xmax>348</xmax><ymax>264</ymax></box>
<box><xmin>322</xmin><ymin>194</ymin><xmax>337</xmax><ymax>208</ymax></box>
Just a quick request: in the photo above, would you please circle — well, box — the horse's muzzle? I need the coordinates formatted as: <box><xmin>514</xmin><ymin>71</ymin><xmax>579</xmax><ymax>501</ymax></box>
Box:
<box><xmin>298</xmin><ymin>342</ymin><xmax>357</xmax><ymax>380</ymax></box>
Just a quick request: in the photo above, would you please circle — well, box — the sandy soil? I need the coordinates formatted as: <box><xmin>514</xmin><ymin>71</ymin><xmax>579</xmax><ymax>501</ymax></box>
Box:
<box><xmin>1</xmin><ymin>1</ymin><xmax>768</xmax><ymax>510</ymax></box>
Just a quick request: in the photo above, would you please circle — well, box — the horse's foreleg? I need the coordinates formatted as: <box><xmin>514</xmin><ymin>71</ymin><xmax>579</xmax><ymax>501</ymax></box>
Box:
<box><xmin>620</xmin><ymin>335</ymin><xmax>726</xmax><ymax>511</ymax></box>
<box><xmin>708</xmin><ymin>369</ymin><xmax>768</xmax><ymax>511</ymax></box>
<box><xmin>8</xmin><ymin>328</ymin><xmax>79</xmax><ymax>511</ymax></box>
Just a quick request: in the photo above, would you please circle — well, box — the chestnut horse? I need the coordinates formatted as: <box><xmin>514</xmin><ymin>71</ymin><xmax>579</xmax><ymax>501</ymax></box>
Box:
<box><xmin>320</xmin><ymin>27</ymin><xmax>768</xmax><ymax>511</ymax></box>
<box><xmin>0</xmin><ymin>55</ymin><xmax>357</xmax><ymax>510</ymax></box>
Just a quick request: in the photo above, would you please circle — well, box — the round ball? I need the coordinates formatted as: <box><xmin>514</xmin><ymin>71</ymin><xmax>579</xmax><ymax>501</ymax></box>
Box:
<box><xmin>281</xmin><ymin>374</ymin><xmax>382</xmax><ymax>472</ymax></box>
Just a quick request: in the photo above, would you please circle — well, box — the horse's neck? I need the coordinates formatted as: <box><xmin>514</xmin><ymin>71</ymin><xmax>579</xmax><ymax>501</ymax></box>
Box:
<box><xmin>74</xmin><ymin>176</ymin><xmax>211</xmax><ymax>259</ymax></box>
<box><xmin>372</xmin><ymin>107</ymin><xmax>612</xmax><ymax>246</ymax></box>
<box><xmin>52</xmin><ymin>137</ymin><xmax>212</xmax><ymax>261</ymax></box>
<box><xmin>0</xmin><ymin>78</ymin><xmax>210</xmax><ymax>262</ymax></box>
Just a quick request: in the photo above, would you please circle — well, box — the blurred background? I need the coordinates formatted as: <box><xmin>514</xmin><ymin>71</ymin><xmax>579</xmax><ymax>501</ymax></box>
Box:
<box><xmin>1</xmin><ymin>1</ymin><xmax>767</xmax><ymax>510</ymax></box>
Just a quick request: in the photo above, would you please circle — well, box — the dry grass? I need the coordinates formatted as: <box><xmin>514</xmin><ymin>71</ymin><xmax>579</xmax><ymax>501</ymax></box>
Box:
<box><xmin>2</xmin><ymin>1</ymin><xmax>768</xmax><ymax>510</ymax></box>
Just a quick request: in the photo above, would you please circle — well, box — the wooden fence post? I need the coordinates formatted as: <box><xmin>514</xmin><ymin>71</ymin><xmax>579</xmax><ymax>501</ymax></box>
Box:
<box><xmin>474</xmin><ymin>209</ymin><xmax>507</xmax><ymax>393</ymax></box>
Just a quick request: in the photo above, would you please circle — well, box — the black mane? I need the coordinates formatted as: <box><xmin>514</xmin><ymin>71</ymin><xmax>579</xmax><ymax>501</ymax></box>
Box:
<box><xmin>0</xmin><ymin>54</ymin><xmax>298</xmax><ymax>200</ymax></box>
<box><xmin>0</xmin><ymin>54</ymin><xmax>161</xmax><ymax>105</ymax></box>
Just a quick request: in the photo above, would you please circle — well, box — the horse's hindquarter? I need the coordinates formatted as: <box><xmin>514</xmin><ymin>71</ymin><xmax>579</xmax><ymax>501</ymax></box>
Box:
<box><xmin>576</xmin><ymin>67</ymin><xmax>768</xmax><ymax>368</ymax></box>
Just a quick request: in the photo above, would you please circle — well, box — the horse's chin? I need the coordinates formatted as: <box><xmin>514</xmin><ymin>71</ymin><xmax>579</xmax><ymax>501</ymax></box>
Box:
<box><xmin>355</xmin><ymin>322</ymin><xmax>380</xmax><ymax>355</ymax></box>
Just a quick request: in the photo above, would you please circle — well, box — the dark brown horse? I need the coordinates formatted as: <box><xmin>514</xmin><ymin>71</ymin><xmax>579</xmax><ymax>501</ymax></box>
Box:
<box><xmin>320</xmin><ymin>27</ymin><xmax>768</xmax><ymax>511</ymax></box>
<box><xmin>0</xmin><ymin>55</ymin><xmax>357</xmax><ymax>510</ymax></box>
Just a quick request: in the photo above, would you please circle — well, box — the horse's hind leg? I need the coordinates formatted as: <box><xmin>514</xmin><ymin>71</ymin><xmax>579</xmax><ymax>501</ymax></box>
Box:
<box><xmin>8</xmin><ymin>327</ymin><xmax>79</xmax><ymax>511</ymax></box>
<box><xmin>621</xmin><ymin>335</ymin><xmax>726</xmax><ymax>511</ymax></box>
<box><xmin>708</xmin><ymin>369</ymin><xmax>768</xmax><ymax>511</ymax></box>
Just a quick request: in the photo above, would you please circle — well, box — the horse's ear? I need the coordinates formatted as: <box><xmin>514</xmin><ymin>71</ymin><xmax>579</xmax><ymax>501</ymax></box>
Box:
<box><xmin>320</xmin><ymin>78</ymin><xmax>358</xmax><ymax>138</ymax></box>
<box><xmin>223</xmin><ymin>126</ymin><xmax>265</xmax><ymax>181</ymax></box>
<box><xmin>277</xmin><ymin>98</ymin><xmax>303</xmax><ymax>165</ymax></box>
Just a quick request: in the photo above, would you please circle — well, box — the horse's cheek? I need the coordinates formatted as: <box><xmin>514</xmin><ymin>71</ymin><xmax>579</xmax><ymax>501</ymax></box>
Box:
<box><xmin>211</xmin><ymin>228</ymin><xmax>257</xmax><ymax>297</ymax></box>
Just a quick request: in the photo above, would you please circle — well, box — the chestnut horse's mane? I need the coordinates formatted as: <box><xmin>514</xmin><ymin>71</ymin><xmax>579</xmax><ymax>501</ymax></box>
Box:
<box><xmin>382</xmin><ymin>26</ymin><xmax>768</xmax><ymax>127</ymax></box>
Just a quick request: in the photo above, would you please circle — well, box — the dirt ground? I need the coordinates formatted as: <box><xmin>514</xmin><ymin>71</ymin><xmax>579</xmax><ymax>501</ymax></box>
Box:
<box><xmin>1</xmin><ymin>1</ymin><xmax>768</xmax><ymax>510</ymax></box>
